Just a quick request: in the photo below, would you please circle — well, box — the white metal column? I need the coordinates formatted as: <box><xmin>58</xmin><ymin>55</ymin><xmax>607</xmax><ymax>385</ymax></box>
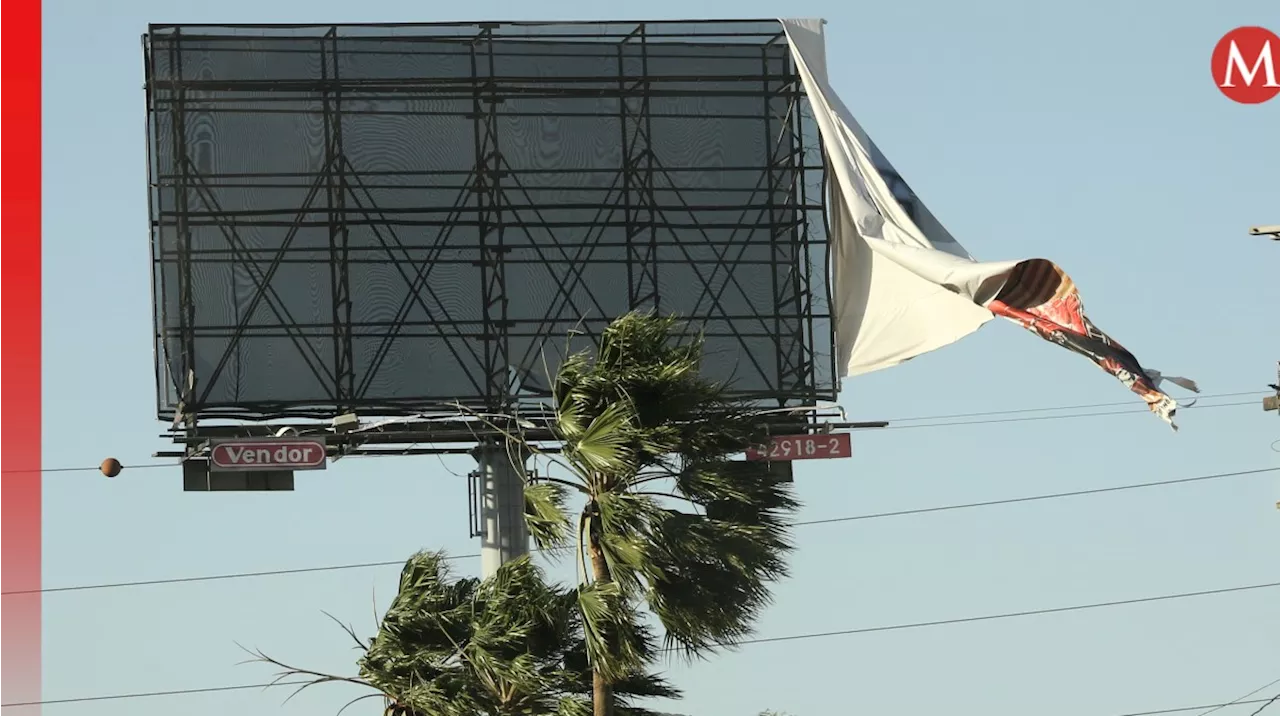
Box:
<box><xmin>472</xmin><ymin>440</ymin><xmax>530</xmax><ymax>578</ymax></box>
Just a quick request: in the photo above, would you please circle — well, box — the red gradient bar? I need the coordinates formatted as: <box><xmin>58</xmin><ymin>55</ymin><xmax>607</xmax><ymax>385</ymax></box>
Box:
<box><xmin>1</xmin><ymin>0</ymin><xmax>43</xmax><ymax>709</ymax></box>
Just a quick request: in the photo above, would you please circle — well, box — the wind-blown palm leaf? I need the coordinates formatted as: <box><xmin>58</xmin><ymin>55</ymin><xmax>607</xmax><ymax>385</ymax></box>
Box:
<box><xmin>640</xmin><ymin>511</ymin><xmax>791</xmax><ymax>653</ymax></box>
<box><xmin>524</xmin><ymin>481</ymin><xmax>575</xmax><ymax>551</ymax></box>
<box><xmin>573</xmin><ymin>579</ymin><xmax>652</xmax><ymax>683</ymax></box>
<box><xmin>564</xmin><ymin>401</ymin><xmax>635</xmax><ymax>479</ymax></box>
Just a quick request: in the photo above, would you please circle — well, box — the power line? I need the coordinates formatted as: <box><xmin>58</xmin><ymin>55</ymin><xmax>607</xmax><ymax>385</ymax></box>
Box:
<box><xmin>793</xmin><ymin>467</ymin><xmax>1277</xmax><ymax>527</ymax></box>
<box><xmin>2</xmin><ymin>682</ymin><xmax>281</xmax><ymax>707</ymax></box>
<box><xmin>4</xmin><ymin>579</ymin><xmax>1276</xmax><ymax>708</ymax></box>
<box><xmin>1195</xmin><ymin>677</ymin><xmax>1280</xmax><ymax>716</ymax></box>
<box><xmin>1120</xmin><ymin>697</ymin><xmax>1278</xmax><ymax>716</ymax></box>
<box><xmin>4</xmin><ymin>392</ymin><xmax>1264</xmax><ymax>475</ymax></box>
<box><xmin>0</xmin><ymin>558</ymin><xmax>416</xmax><ymax>596</ymax></box>
<box><xmin>726</xmin><ymin>581</ymin><xmax>1278</xmax><ymax>647</ymax></box>
<box><xmin>3</xmin><ymin>462</ymin><xmax>174</xmax><ymax>476</ymax></box>
<box><xmin>885</xmin><ymin>390</ymin><xmax>1265</xmax><ymax>423</ymax></box>
<box><xmin>1248</xmin><ymin>695</ymin><xmax>1280</xmax><ymax>716</ymax></box>
<box><xmin>882</xmin><ymin>400</ymin><xmax>1258</xmax><ymax>430</ymax></box>
<box><xmin>6</xmin><ymin>466</ymin><xmax>1274</xmax><ymax>597</ymax></box>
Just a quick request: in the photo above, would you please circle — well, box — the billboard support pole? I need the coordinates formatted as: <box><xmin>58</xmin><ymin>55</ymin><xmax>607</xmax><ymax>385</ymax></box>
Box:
<box><xmin>472</xmin><ymin>438</ymin><xmax>530</xmax><ymax>578</ymax></box>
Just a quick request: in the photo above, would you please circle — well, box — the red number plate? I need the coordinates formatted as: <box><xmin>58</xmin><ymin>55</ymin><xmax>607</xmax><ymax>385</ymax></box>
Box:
<box><xmin>745</xmin><ymin>433</ymin><xmax>852</xmax><ymax>462</ymax></box>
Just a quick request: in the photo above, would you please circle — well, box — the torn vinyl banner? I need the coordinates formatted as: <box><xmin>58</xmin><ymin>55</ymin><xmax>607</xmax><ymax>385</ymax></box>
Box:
<box><xmin>781</xmin><ymin>18</ymin><xmax>1196</xmax><ymax>428</ymax></box>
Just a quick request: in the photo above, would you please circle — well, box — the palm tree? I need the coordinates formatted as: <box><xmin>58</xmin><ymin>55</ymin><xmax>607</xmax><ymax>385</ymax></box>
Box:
<box><xmin>254</xmin><ymin>551</ymin><xmax>680</xmax><ymax>716</ymax></box>
<box><xmin>517</xmin><ymin>312</ymin><xmax>801</xmax><ymax>716</ymax></box>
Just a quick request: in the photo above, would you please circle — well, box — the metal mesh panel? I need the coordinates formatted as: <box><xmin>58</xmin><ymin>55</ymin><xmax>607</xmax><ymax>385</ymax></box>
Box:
<box><xmin>145</xmin><ymin>20</ymin><xmax>835</xmax><ymax>421</ymax></box>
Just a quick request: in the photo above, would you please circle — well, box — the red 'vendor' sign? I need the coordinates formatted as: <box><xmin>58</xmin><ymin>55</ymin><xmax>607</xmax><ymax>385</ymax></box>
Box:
<box><xmin>745</xmin><ymin>433</ymin><xmax>852</xmax><ymax>462</ymax></box>
<box><xmin>210</xmin><ymin>439</ymin><xmax>328</xmax><ymax>472</ymax></box>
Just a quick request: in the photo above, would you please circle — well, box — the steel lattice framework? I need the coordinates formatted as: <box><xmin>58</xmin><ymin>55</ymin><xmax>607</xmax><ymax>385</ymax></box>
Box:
<box><xmin>145</xmin><ymin>20</ymin><xmax>836</xmax><ymax>430</ymax></box>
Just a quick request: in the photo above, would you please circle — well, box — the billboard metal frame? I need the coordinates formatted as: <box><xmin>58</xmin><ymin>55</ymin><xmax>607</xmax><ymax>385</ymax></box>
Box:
<box><xmin>144</xmin><ymin>19</ymin><xmax>838</xmax><ymax>450</ymax></box>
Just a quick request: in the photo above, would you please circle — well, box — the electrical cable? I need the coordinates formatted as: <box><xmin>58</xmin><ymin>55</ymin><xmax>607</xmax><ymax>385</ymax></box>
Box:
<box><xmin>8</xmin><ymin>462</ymin><xmax>173</xmax><ymax>475</ymax></box>
<box><xmin>1119</xmin><ymin>697</ymin><xmax>1277</xmax><ymax>716</ymax></box>
<box><xmin>1194</xmin><ymin>677</ymin><xmax>1280</xmax><ymax>716</ymax></box>
<box><xmin>3</xmin><ymin>579</ymin><xmax>1276</xmax><ymax>708</ymax></box>
<box><xmin>884</xmin><ymin>391</ymin><xmax>1265</xmax><ymax>422</ymax></box>
<box><xmin>1248</xmin><ymin>694</ymin><xmax>1280</xmax><ymax>716</ymax></box>
<box><xmin>2</xmin><ymin>391</ymin><xmax>1265</xmax><ymax>475</ymax></box>
<box><xmin>5</xmin><ymin>466</ymin><xmax>1274</xmax><ymax>597</ymax></box>
<box><xmin>881</xmin><ymin>400</ymin><xmax>1257</xmax><ymax>430</ymax></box>
<box><xmin>791</xmin><ymin>466</ymin><xmax>1278</xmax><ymax>528</ymax></box>
<box><xmin>716</xmin><ymin>581</ymin><xmax>1278</xmax><ymax>647</ymax></box>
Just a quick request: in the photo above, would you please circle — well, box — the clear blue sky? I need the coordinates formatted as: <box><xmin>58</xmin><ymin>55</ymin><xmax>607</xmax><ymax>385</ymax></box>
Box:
<box><xmin>38</xmin><ymin>1</ymin><xmax>1279</xmax><ymax>715</ymax></box>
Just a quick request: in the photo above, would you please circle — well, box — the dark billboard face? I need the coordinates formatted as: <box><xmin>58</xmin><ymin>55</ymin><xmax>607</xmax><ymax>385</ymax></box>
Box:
<box><xmin>146</xmin><ymin>21</ymin><xmax>835</xmax><ymax>420</ymax></box>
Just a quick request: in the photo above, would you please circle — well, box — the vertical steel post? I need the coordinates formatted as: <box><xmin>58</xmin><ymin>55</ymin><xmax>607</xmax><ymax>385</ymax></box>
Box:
<box><xmin>472</xmin><ymin>439</ymin><xmax>530</xmax><ymax>578</ymax></box>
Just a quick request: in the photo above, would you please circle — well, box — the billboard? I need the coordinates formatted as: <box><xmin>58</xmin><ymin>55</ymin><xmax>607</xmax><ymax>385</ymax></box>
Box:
<box><xmin>145</xmin><ymin>20</ymin><xmax>835</xmax><ymax>421</ymax></box>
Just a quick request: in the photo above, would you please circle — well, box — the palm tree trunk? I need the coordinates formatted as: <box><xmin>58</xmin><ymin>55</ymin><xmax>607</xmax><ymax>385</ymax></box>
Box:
<box><xmin>592</xmin><ymin>667</ymin><xmax>613</xmax><ymax>716</ymax></box>
<box><xmin>587</xmin><ymin>519</ymin><xmax>615</xmax><ymax>716</ymax></box>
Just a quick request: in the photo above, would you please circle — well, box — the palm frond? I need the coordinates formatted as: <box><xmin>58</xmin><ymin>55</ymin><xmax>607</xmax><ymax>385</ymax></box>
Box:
<box><xmin>610</xmin><ymin>671</ymin><xmax>682</xmax><ymax>701</ymax></box>
<box><xmin>554</xmin><ymin>694</ymin><xmax>595</xmax><ymax>716</ymax></box>
<box><xmin>640</xmin><ymin>511</ymin><xmax>792</xmax><ymax>657</ymax></box>
<box><xmin>677</xmin><ymin>460</ymin><xmax>799</xmax><ymax>529</ymax></box>
<box><xmin>524</xmin><ymin>481</ymin><xmax>576</xmax><ymax>551</ymax></box>
<box><xmin>321</xmin><ymin>610</ymin><xmax>371</xmax><ymax>651</ymax></box>
<box><xmin>560</xmin><ymin>399</ymin><xmax>635</xmax><ymax>482</ymax></box>
<box><xmin>593</xmin><ymin>491</ymin><xmax>664</xmax><ymax>597</ymax></box>
<box><xmin>574</xmin><ymin>580</ymin><xmax>651</xmax><ymax>682</ymax></box>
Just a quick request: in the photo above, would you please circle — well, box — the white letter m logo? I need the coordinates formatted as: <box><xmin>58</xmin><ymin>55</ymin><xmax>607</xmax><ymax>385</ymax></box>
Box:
<box><xmin>1221</xmin><ymin>39</ymin><xmax>1280</xmax><ymax>87</ymax></box>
